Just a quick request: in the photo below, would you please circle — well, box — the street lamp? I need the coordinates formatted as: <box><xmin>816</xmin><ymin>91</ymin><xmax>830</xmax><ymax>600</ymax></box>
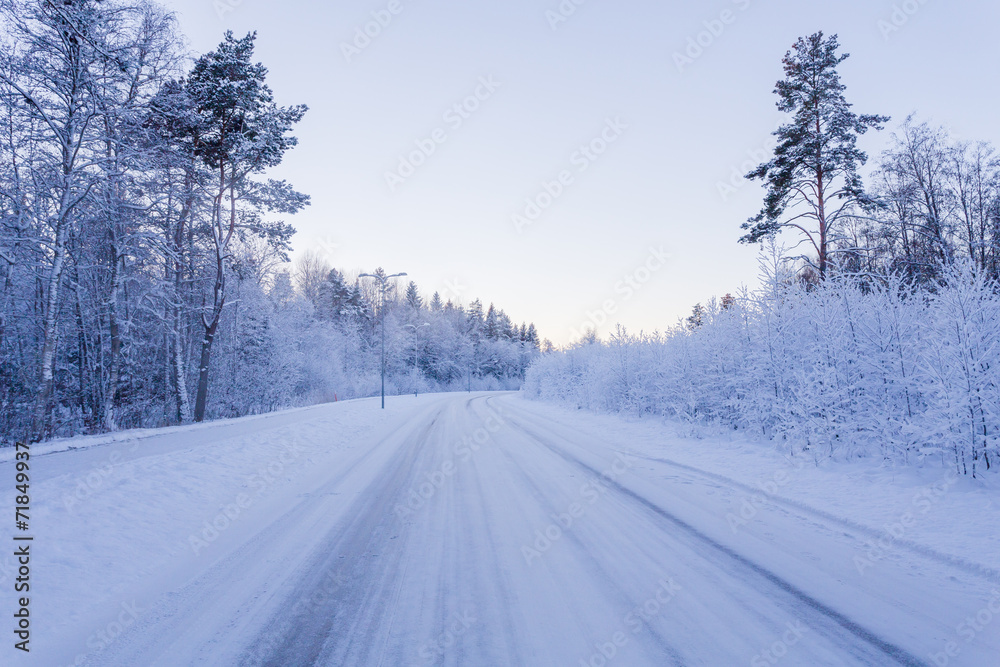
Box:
<box><xmin>403</xmin><ymin>322</ymin><xmax>430</xmax><ymax>398</ymax></box>
<box><xmin>359</xmin><ymin>269</ymin><xmax>407</xmax><ymax>409</ymax></box>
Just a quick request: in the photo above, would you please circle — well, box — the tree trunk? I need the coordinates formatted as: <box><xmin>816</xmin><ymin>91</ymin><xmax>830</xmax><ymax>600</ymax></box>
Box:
<box><xmin>173</xmin><ymin>321</ymin><xmax>192</xmax><ymax>422</ymax></box>
<box><xmin>31</xmin><ymin>216</ymin><xmax>69</xmax><ymax>440</ymax></box>
<box><xmin>193</xmin><ymin>221</ymin><xmax>226</xmax><ymax>422</ymax></box>
<box><xmin>72</xmin><ymin>264</ymin><xmax>94</xmax><ymax>427</ymax></box>
<box><xmin>192</xmin><ymin>316</ymin><xmax>219</xmax><ymax>423</ymax></box>
<box><xmin>103</xmin><ymin>248</ymin><xmax>122</xmax><ymax>431</ymax></box>
<box><xmin>816</xmin><ymin>112</ymin><xmax>828</xmax><ymax>279</ymax></box>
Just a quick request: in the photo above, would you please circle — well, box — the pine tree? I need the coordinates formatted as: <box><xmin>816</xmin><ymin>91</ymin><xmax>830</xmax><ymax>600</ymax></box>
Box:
<box><xmin>185</xmin><ymin>31</ymin><xmax>308</xmax><ymax>422</ymax></box>
<box><xmin>405</xmin><ymin>281</ymin><xmax>423</xmax><ymax>311</ymax></box>
<box><xmin>741</xmin><ymin>32</ymin><xmax>889</xmax><ymax>278</ymax></box>
<box><xmin>317</xmin><ymin>269</ymin><xmax>361</xmax><ymax>324</ymax></box>
<box><xmin>429</xmin><ymin>291</ymin><xmax>443</xmax><ymax>311</ymax></box>
<box><xmin>466</xmin><ymin>299</ymin><xmax>484</xmax><ymax>332</ymax></box>
<box><xmin>687</xmin><ymin>303</ymin><xmax>705</xmax><ymax>329</ymax></box>
<box><xmin>484</xmin><ymin>304</ymin><xmax>499</xmax><ymax>340</ymax></box>
<box><xmin>526</xmin><ymin>324</ymin><xmax>541</xmax><ymax>349</ymax></box>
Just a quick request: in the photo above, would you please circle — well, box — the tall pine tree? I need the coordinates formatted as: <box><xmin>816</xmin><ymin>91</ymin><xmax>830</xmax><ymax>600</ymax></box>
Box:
<box><xmin>185</xmin><ymin>32</ymin><xmax>308</xmax><ymax>422</ymax></box>
<box><xmin>741</xmin><ymin>32</ymin><xmax>888</xmax><ymax>278</ymax></box>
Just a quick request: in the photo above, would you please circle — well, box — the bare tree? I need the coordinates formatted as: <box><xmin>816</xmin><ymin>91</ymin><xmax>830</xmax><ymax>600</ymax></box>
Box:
<box><xmin>0</xmin><ymin>0</ymin><xmax>122</xmax><ymax>439</ymax></box>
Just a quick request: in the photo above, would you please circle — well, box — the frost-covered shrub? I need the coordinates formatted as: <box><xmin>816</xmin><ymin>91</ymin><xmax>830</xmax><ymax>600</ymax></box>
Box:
<box><xmin>525</xmin><ymin>258</ymin><xmax>1000</xmax><ymax>475</ymax></box>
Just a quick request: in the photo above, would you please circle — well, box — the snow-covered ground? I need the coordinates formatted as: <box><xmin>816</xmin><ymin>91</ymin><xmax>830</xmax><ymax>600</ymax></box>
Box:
<box><xmin>3</xmin><ymin>392</ymin><xmax>998</xmax><ymax>665</ymax></box>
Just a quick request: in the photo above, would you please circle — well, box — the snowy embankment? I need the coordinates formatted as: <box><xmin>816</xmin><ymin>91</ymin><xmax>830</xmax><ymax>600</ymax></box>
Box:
<box><xmin>1</xmin><ymin>392</ymin><xmax>998</xmax><ymax>665</ymax></box>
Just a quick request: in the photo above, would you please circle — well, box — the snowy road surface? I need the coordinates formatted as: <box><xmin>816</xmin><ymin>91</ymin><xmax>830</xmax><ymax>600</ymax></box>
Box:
<box><xmin>5</xmin><ymin>392</ymin><xmax>1000</xmax><ymax>666</ymax></box>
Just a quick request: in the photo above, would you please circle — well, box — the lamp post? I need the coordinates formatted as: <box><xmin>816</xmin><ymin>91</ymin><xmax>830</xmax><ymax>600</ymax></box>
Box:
<box><xmin>359</xmin><ymin>269</ymin><xmax>407</xmax><ymax>409</ymax></box>
<box><xmin>403</xmin><ymin>322</ymin><xmax>430</xmax><ymax>397</ymax></box>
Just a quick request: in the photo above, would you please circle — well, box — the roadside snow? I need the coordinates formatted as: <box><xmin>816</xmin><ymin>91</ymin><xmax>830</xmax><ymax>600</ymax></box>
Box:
<box><xmin>516</xmin><ymin>396</ymin><xmax>1000</xmax><ymax>578</ymax></box>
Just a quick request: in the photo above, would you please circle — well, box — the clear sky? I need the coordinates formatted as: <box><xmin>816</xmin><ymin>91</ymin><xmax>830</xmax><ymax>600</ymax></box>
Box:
<box><xmin>158</xmin><ymin>0</ymin><xmax>1000</xmax><ymax>345</ymax></box>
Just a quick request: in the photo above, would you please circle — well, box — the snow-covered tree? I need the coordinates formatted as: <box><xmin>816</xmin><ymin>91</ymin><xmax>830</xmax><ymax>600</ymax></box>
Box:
<box><xmin>524</xmin><ymin>243</ymin><xmax>999</xmax><ymax>476</ymax></box>
<box><xmin>742</xmin><ymin>32</ymin><xmax>889</xmax><ymax>279</ymax></box>
<box><xmin>182</xmin><ymin>31</ymin><xmax>308</xmax><ymax>422</ymax></box>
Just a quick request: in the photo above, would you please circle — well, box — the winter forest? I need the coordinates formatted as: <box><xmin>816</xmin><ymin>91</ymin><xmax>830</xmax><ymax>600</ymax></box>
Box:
<box><xmin>1</xmin><ymin>1</ymin><xmax>999</xmax><ymax>482</ymax></box>
<box><xmin>529</xmin><ymin>34</ymin><xmax>1000</xmax><ymax>477</ymax></box>
<box><xmin>0</xmin><ymin>1</ymin><xmax>539</xmax><ymax>443</ymax></box>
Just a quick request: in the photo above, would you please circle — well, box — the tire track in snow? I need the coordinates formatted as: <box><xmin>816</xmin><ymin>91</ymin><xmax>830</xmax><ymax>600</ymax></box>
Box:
<box><xmin>505</xmin><ymin>398</ymin><xmax>1000</xmax><ymax>585</ymax></box>
<box><xmin>495</xmin><ymin>398</ymin><xmax>927</xmax><ymax>667</ymax></box>
<box><xmin>249</xmin><ymin>413</ymin><xmax>441</xmax><ymax>666</ymax></box>
<box><xmin>476</xmin><ymin>399</ymin><xmax>687</xmax><ymax>665</ymax></box>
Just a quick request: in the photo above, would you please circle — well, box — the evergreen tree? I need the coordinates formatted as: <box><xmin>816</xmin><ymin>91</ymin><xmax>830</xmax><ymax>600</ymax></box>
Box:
<box><xmin>497</xmin><ymin>310</ymin><xmax>515</xmax><ymax>340</ymax></box>
<box><xmin>687</xmin><ymin>303</ymin><xmax>705</xmax><ymax>329</ymax></box>
<box><xmin>741</xmin><ymin>32</ymin><xmax>889</xmax><ymax>278</ymax></box>
<box><xmin>429</xmin><ymin>291</ymin><xmax>443</xmax><ymax>311</ymax></box>
<box><xmin>526</xmin><ymin>324</ymin><xmax>541</xmax><ymax>349</ymax></box>
<box><xmin>484</xmin><ymin>304</ymin><xmax>499</xmax><ymax>340</ymax></box>
<box><xmin>184</xmin><ymin>31</ymin><xmax>308</xmax><ymax>422</ymax></box>
<box><xmin>405</xmin><ymin>281</ymin><xmax>423</xmax><ymax>311</ymax></box>
<box><xmin>466</xmin><ymin>299</ymin><xmax>485</xmax><ymax>333</ymax></box>
<box><xmin>317</xmin><ymin>269</ymin><xmax>362</xmax><ymax>324</ymax></box>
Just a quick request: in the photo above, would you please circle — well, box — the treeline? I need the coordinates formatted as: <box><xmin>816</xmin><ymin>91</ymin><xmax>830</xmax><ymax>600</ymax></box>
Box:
<box><xmin>844</xmin><ymin>116</ymin><xmax>1000</xmax><ymax>283</ymax></box>
<box><xmin>736</xmin><ymin>33</ymin><xmax>1000</xmax><ymax>286</ymax></box>
<box><xmin>0</xmin><ymin>0</ymin><xmax>307</xmax><ymax>441</ymax></box>
<box><xmin>0</xmin><ymin>0</ymin><xmax>538</xmax><ymax>443</ymax></box>
<box><xmin>525</xmin><ymin>33</ymin><xmax>1000</xmax><ymax>476</ymax></box>
<box><xmin>292</xmin><ymin>255</ymin><xmax>541</xmax><ymax>396</ymax></box>
<box><xmin>525</xmin><ymin>248</ymin><xmax>999</xmax><ymax>476</ymax></box>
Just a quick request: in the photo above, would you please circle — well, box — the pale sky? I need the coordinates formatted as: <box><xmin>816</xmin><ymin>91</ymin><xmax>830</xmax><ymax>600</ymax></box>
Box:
<box><xmin>159</xmin><ymin>0</ymin><xmax>1000</xmax><ymax>345</ymax></box>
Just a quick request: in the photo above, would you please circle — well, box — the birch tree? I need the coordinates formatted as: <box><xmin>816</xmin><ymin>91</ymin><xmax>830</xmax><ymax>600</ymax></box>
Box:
<box><xmin>0</xmin><ymin>0</ymin><xmax>120</xmax><ymax>439</ymax></box>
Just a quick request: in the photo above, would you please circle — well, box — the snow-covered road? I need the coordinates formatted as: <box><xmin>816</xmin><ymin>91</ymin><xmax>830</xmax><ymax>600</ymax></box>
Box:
<box><xmin>5</xmin><ymin>392</ymin><xmax>999</xmax><ymax>666</ymax></box>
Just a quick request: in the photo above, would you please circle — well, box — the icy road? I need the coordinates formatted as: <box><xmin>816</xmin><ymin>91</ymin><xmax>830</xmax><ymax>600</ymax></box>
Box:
<box><xmin>5</xmin><ymin>392</ymin><xmax>1000</xmax><ymax>666</ymax></box>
